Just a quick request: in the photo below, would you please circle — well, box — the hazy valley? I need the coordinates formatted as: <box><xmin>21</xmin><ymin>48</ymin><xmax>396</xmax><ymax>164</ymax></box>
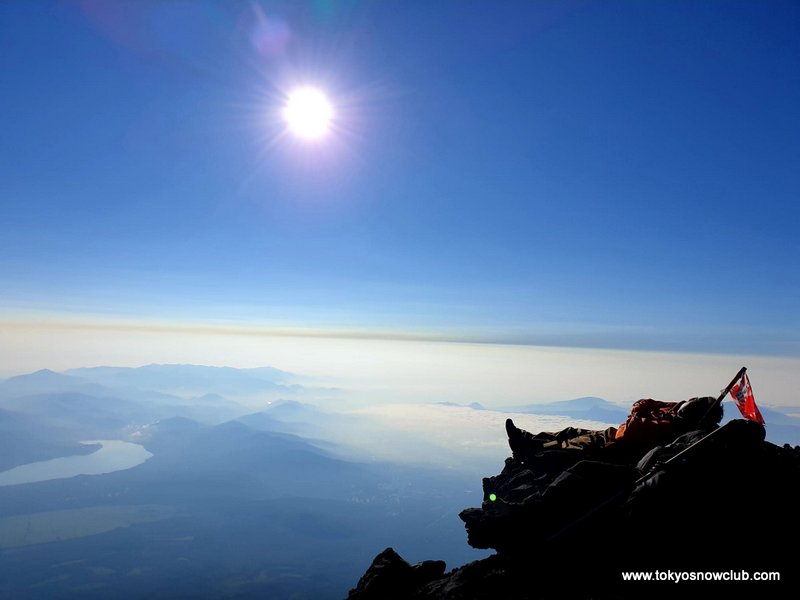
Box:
<box><xmin>2</xmin><ymin>364</ymin><xmax>799</xmax><ymax>599</ymax></box>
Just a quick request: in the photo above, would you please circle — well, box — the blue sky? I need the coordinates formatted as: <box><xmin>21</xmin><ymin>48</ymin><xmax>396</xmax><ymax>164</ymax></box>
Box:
<box><xmin>1</xmin><ymin>0</ymin><xmax>799</xmax><ymax>356</ymax></box>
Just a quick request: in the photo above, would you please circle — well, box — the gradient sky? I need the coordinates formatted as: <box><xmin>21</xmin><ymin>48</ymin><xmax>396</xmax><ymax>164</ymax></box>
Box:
<box><xmin>2</xmin><ymin>0</ymin><xmax>799</xmax><ymax>356</ymax></box>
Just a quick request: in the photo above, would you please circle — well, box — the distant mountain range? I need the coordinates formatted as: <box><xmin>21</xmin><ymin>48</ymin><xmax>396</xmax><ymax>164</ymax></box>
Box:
<box><xmin>0</xmin><ymin>365</ymin><xmax>318</xmax><ymax>470</ymax></box>
<box><xmin>505</xmin><ymin>396</ymin><xmax>630</xmax><ymax>425</ymax></box>
<box><xmin>65</xmin><ymin>364</ymin><xmax>304</xmax><ymax>397</ymax></box>
<box><xmin>1</xmin><ymin>369</ymin><xmax>108</xmax><ymax>397</ymax></box>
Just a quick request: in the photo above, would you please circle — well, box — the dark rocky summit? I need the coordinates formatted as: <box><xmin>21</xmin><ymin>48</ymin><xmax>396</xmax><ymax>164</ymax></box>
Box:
<box><xmin>347</xmin><ymin>399</ymin><xmax>800</xmax><ymax>599</ymax></box>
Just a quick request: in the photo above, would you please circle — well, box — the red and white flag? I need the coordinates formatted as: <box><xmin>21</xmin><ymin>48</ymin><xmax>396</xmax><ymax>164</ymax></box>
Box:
<box><xmin>729</xmin><ymin>372</ymin><xmax>765</xmax><ymax>425</ymax></box>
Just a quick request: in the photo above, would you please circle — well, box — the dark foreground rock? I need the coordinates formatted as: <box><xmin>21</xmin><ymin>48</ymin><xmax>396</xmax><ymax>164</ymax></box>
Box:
<box><xmin>347</xmin><ymin>548</ymin><xmax>446</xmax><ymax>600</ymax></box>
<box><xmin>347</xmin><ymin>417</ymin><xmax>800</xmax><ymax>599</ymax></box>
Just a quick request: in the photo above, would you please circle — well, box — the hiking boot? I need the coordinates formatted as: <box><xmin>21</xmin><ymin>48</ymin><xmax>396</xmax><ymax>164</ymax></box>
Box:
<box><xmin>506</xmin><ymin>418</ymin><xmax>543</xmax><ymax>462</ymax></box>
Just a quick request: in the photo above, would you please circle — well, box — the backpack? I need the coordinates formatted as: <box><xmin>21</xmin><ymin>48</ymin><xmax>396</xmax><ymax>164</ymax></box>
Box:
<box><xmin>613</xmin><ymin>398</ymin><xmax>686</xmax><ymax>448</ymax></box>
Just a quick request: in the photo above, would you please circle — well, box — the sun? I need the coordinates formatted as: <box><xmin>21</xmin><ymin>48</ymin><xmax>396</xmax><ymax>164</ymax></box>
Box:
<box><xmin>282</xmin><ymin>87</ymin><xmax>334</xmax><ymax>140</ymax></box>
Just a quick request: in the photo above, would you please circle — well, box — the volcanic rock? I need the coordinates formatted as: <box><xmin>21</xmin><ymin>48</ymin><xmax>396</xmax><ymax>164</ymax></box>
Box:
<box><xmin>347</xmin><ymin>414</ymin><xmax>800</xmax><ymax>599</ymax></box>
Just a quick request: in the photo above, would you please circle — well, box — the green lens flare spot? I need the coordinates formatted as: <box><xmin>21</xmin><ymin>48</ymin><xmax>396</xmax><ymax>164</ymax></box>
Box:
<box><xmin>489</xmin><ymin>493</ymin><xmax>497</xmax><ymax>502</ymax></box>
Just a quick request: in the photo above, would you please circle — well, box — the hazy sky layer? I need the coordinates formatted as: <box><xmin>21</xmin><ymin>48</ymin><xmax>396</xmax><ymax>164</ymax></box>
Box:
<box><xmin>2</xmin><ymin>320</ymin><xmax>797</xmax><ymax>408</ymax></box>
<box><xmin>1</xmin><ymin>1</ymin><xmax>798</xmax><ymax>355</ymax></box>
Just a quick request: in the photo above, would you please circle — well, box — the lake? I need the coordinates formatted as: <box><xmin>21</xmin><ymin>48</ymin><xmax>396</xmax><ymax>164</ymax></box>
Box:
<box><xmin>0</xmin><ymin>440</ymin><xmax>153</xmax><ymax>487</ymax></box>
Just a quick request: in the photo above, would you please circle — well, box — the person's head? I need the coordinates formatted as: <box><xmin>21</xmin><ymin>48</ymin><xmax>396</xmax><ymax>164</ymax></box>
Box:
<box><xmin>677</xmin><ymin>396</ymin><xmax>723</xmax><ymax>428</ymax></box>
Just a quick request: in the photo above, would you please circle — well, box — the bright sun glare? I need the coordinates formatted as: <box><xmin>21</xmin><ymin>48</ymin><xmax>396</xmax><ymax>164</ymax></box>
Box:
<box><xmin>283</xmin><ymin>87</ymin><xmax>334</xmax><ymax>140</ymax></box>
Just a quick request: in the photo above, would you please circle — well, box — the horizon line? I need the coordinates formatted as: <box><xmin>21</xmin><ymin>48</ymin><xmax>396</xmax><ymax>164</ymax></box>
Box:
<box><xmin>2</xmin><ymin>314</ymin><xmax>797</xmax><ymax>359</ymax></box>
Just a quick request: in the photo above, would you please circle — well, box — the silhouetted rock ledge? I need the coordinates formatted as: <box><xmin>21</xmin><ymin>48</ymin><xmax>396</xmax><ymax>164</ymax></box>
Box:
<box><xmin>347</xmin><ymin>417</ymin><xmax>800</xmax><ymax>599</ymax></box>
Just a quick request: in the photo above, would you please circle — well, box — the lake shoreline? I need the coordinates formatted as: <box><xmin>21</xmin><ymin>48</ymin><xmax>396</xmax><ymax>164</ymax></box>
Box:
<box><xmin>0</xmin><ymin>440</ymin><xmax>153</xmax><ymax>487</ymax></box>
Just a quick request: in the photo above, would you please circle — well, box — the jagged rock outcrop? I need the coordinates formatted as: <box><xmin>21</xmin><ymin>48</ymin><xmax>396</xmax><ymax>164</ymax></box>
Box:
<box><xmin>347</xmin><ymin>548</ymin><xmax>446</xmax><ymax>600</ymax></box>
<box><xmin>347</xmin><ymin>412</ymin><xmax>800</xmax><ymax>599</ymax></box>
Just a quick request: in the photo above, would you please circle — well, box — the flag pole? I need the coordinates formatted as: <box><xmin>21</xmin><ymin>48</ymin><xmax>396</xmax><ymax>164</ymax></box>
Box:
<box><xmin>699</xmin><ymin>366</ymin><xmax>747</xmax><ymax>425</ymax></box>
<box><xmin>715</xmin><ymin>366</ymin><xmax>747</xmax><ymax>408</ymax></box>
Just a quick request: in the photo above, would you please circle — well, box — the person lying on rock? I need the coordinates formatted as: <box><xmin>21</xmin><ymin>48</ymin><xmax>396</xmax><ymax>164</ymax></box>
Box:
<box><xmin>460</xmin><ymin>396</ymin><xmax>724</xmax><ymax>552</ymax></box>
<box><xmin>505</xmin><ymin>395</ymin><xmax>723</xmax><ymax>465</ymax></box>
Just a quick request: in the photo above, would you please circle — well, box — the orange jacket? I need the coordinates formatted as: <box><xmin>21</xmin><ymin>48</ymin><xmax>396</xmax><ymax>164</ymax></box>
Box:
<box><xmin>613</xmin><ymin>398</ymin><xmax>687</xmax><ymax>447</ymax></box>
